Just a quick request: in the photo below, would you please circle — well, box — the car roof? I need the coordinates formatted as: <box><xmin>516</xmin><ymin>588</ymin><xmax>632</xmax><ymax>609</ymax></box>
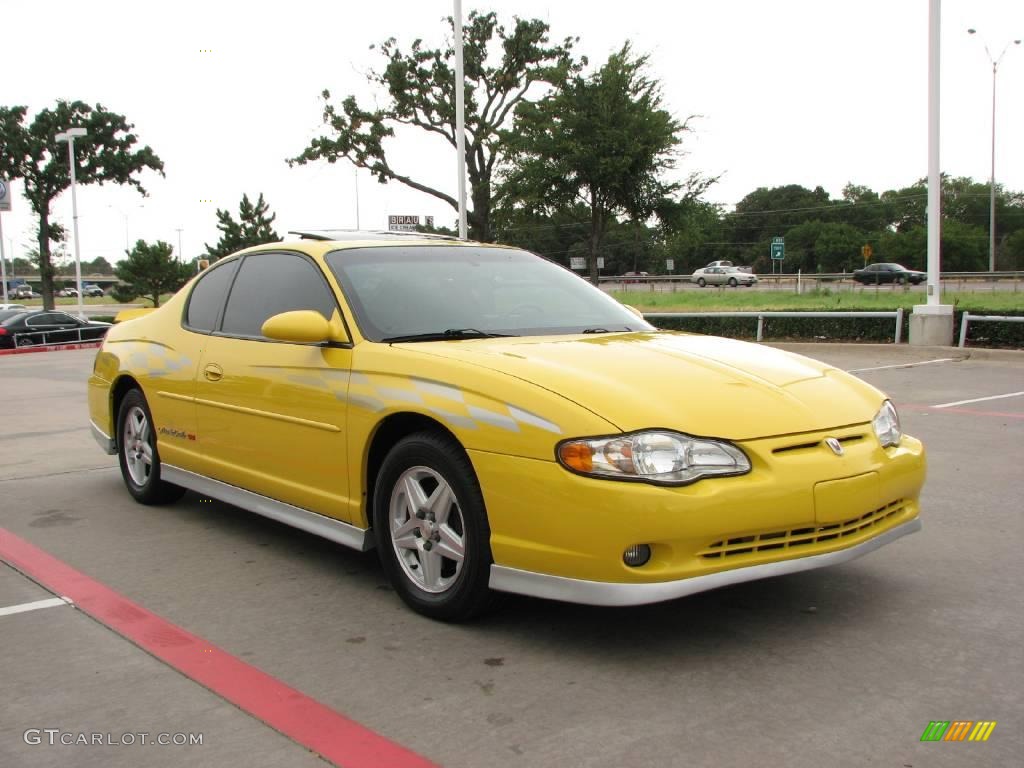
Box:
<box><xmin>230</xmin><ymin>232</ymin><xmax>516</xmax><ymax>260</ymax></box>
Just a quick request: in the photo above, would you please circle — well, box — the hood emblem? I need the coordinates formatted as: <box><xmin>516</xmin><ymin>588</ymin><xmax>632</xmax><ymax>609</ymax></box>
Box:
<box><xmin>825</xmin><ymin>437</ymin><xmax>844</xmax><ymax>456</ymax></box>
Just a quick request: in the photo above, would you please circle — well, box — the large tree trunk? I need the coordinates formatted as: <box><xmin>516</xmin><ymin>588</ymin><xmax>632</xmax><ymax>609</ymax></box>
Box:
<box><xmin>37</xmin><ymin>211</ymin><xmax>56</xmax><ymax>310</ymax></box>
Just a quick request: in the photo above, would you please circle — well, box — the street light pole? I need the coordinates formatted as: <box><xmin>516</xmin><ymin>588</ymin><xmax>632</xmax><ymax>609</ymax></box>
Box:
<box><xmin>175</xmin><ymin>228</ymin><xmax>184</xmax><ymax>262</ymax></box>
<box><xmin>453</xmin><ymin>0</ymin><xmax>468</xmax><ymax>239</ymax></box>
<box><xmin>967</xmin><ymin>29</ymin><xmax>1021</xmax><ymax>272</ymax></box>
<box><xmin>55</xmin><ymin>127</ymin><xmax>88</xmax><ymax>319</ymax></box>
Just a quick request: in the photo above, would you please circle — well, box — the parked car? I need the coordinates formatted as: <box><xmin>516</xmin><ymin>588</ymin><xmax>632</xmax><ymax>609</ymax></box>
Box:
<box><xmin>852</xmin><ymin>263</ymin><xmax>925</xmax><ymax>285</ymax></box>
<box><xmin>88</xmin><ymin>232</ymin><xmax>924</xmax><ymax>621</ymax></box>
<box><xmin>10</xmin><ymin>285</ymin><xmax>37</xmax><ymax>300</ymax></box>
<box><xmin>83</xmin><ymin>284</ymin><xmax>105</xmax><ymax>297</ymax></box>
<box><xmin>57</xmin><ymin>287</ymin><xmax>79</xmax><ymax>297</ymax></box>
<box><xmin>0</xmin><ymin>303</ymin><xmax>26</xmax><ymax>311</ymax></box>
<box><xmin>0</xmin><ymin>309</ymin><xmax>111</xmax><ymax>349</ymax></box>
<box><xmin>692</xmin><ymin>266</ymin><xmax>759</xmax><ymax>287</ymax></box>
<box><xmin>621</xmin><ymin>271</ymin><xmax>649</xmax><ymax>284</ymax></box>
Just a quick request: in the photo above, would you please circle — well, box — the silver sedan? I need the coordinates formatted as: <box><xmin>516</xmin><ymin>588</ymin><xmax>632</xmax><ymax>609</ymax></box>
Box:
<box><xmin>692</xmin><ymin>267</ymin><xmax>758</xmax><ymax>288</ymax></box>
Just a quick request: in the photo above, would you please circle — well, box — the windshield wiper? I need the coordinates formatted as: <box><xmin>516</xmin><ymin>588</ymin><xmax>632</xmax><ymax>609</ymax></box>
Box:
<box><xmin>382</xmin><ymin>328</ymin><xmax>517</xmax><ymax>343</ymax></box>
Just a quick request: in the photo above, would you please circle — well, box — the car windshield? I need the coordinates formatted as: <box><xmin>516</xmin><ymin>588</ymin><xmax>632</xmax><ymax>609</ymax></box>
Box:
<box><xmin>325</xmin><ymin>245</ymin><xmax>652</xmax><ymax>342</ymax></box>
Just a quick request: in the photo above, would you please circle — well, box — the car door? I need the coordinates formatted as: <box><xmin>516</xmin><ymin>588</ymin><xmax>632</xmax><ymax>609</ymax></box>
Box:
<box><xmin>194</xmin><ymin>250</ymin><xmax>354</xmax><ymax>521</ymax></box>
<box><xmin>24</xmin><ymin>312</ymin><xmax>79</xmax><ymax>344</ymax></box>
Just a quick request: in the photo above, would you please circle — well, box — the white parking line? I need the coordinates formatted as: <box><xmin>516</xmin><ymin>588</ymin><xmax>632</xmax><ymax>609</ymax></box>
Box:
<box><xmin>932</xmin><ymin>391</ymin><xmax>1024</xmax><ymax>409</ymax></box>
<box><xmin>848</xmin><ymin>358</ymin><xmax>958</xmax><ymax>373</ymax></box>
<box><xmin>0</xmin><ymin>596</ymin><xmax>72</xmax><ymax>617</ymax></box>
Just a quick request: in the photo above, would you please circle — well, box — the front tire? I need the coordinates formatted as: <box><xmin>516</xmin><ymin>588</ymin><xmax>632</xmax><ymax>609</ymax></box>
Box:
<box><xmin>117</xmin><ymin>389</ymin><xmax>185</xmax><ymax>505</ymax></box>
<box><xmin>373</xmin><ymin>431</ymin><xmax>494</xmax><ymax>621</ymax></box>
<box><xmin>728</xmin><ymin>277</ymin><xmax>738</xmax><ymax>287</ymax></box>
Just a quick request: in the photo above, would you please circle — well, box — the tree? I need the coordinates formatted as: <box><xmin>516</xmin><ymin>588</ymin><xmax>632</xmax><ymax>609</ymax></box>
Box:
<box><xmin>289</xmin><ymin>11</ymin><xmax>582</xmax><ymax>242</ymax></box>
<box><xmin>204</xmin><ymin>193</ymin><xmax>279</xmax><ymax>262</ymax></box>
<box><xmin>114</xmin><ymin>240</ymin><xmax>192</xmax><ymax>307</ymax></box>
<box><xmin>0</xmin><ymin>101</ymin><xmax>163</xmax><ymax>309</ymax></box>
<box><xmin>501</xmin><ymin>44</ymin><xmax>686</xmax><ymax>283</ymax></box>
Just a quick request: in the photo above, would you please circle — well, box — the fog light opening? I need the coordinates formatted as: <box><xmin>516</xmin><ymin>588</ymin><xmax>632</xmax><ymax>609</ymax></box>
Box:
<box><xmin>623</xmin><ymin>544</ymin><xmax>652</xmax><ymax>567</ymax></box>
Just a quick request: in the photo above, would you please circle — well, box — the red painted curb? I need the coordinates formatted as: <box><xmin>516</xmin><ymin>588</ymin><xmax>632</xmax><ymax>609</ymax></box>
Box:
<box><xmin>0</xmin><ymin>528</ymin><xmax>438</xmax><ymax>768</ymax></box>
<box><xmin>0</xmin><ymin>341</ymin><xmax>102</xmax><ymax>356</ymax></box>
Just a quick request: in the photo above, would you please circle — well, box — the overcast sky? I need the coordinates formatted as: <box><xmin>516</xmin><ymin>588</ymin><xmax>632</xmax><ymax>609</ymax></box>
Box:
<box><xmin>1</xmin><ymin>0</ymin><xmax>1021</xmax><ymax>266</ymax></box>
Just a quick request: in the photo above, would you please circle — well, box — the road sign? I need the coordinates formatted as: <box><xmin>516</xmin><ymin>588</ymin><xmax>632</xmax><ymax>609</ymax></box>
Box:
<box><xmin>425</xmin><ymin>216</ymin><xmax>434</xmax><ymax>229</ymax></box>
<box><xmin>388</xmin><ymin>214</ymin><xmax>420</xmax><ymax>231</ymax></box>
<box><xmin>770</xmin><ymin>236</ymin><xmax>785</xmax><ymax>260</ymax></box>
<box><xmin>570</xmin><ymin>256</ymin><xmax>586</xmax><ymax>270</ymax></box>
<box><xmin>0</xmin><ymin>179</ymin><xmax>11</xmax><ymax>212</ymax></box>
<box><xmin>597</xmin><ymin>257</ymin><xmax>605</xmax><ymax>269</ymax></box>
<box><xmin>861</xmin><ymin>244</ymin><xmax>873</xmax><ymax>261</ymax></box>
<box><xmin>666</xmin><ymin>258</ymin><xmax>674</xmax><ymax>271</ymax></box>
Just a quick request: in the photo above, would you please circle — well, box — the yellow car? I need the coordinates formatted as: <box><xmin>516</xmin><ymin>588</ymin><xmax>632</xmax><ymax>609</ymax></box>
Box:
<box><xmin>88</xmin><ymin>232</ymin><xmax>925</xmax><ymax>620</ymax></box>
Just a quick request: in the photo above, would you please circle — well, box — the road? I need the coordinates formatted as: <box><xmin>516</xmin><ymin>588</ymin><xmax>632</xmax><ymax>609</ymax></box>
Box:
<box><xmin>1</xmin><ymin>344</ymin><xmax>1021</xmax><ymax>767</ymax></box>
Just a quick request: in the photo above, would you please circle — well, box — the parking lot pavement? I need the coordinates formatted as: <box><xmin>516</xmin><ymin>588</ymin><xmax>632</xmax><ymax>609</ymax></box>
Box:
<box><xmin>1</xmin><ymin>345</ymin><xmax>1022</xmax><ymax>767</ymax></box>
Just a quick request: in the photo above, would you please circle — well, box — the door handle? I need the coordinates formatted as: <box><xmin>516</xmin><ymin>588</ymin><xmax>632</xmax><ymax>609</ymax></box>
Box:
<box><xmin>203</xmin><ymin>363</ymin><xmax>223</xmax><ymax>382</ymax></box>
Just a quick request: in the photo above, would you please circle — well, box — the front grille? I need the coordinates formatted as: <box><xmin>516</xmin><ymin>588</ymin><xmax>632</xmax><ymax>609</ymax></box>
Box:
<box><xmin>772</xmin><ymin>433</ymin><xmax>865</xmax><ymax>455</ymax></box>
<box><xmin>698</xmin><ymin>499</ymin><xmax>905</xmax><ymax>559</ymax></box>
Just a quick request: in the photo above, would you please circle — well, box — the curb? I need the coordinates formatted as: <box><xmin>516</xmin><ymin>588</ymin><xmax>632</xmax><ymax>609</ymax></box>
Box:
<box><xmin>0</xmin><ymin>341</ymin><xmax>102</xmax><ymax>356</ymax></box>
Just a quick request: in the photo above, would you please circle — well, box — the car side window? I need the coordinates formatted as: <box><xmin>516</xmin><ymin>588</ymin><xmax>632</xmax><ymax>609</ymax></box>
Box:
<box><xmin>219</xmin><ymin>251</ymin><xmax>337</xmax><ymax>339</ymax></box>
<box><xmin>27</xmin><ymin>313</ymin><xmax>70</xmax><ymax>327</ymax></box>
<box><xmin>185</xmin><ymin>259</ymin><xmax>240</xmax><ymax>333</ymax></box>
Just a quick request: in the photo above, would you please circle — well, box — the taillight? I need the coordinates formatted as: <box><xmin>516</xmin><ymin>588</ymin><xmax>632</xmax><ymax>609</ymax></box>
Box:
<box><xmin>0</xmin><ymin>328</ymin><xmax>8</xmax><ymax>336</ymax></box>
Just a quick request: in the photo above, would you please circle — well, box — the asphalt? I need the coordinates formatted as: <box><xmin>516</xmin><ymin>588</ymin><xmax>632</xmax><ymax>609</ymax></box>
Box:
<box><xmin>1</xmin><ymin>344</ymin><xmax>1021</xmax><ymax>767</ymax></box>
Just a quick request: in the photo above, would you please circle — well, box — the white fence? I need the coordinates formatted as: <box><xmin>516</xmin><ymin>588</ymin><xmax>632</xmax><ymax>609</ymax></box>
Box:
<box><xmin>958</xmin><ymin>313</ymin><xmax>1024</xmax><ymax>348</ymax></box>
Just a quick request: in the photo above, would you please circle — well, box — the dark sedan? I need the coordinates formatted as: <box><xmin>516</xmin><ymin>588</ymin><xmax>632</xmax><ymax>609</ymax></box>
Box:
<box><xmin>0</xmin><ymin>309</ymin><xmax>110</xmax><ymax>349</ymax></box>
<box><xmin>852</xmin><ymin>263</ymin><xmax>926</xmax><ymax>285</ymax></box>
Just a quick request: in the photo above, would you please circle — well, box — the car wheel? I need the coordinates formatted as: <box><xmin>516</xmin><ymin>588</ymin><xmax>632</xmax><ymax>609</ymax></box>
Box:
<box><xmin>897</xmin><ymin>276</ymin><xmax>907</xmax><ymax>286</ymax></box>
<box><xmin>696</xmin><ymin>278</ymin><xmax>706</xmax><ymax>288</ymax></box>
<box><xmin>373</xmin><ymin>431</ymin><xmax>494</xmax><ymax>621</ymax></box>
<box><xmin>117</xmin><ymin>389</ymin><xmax>186</xmax><ymax>505</ymax></box>
<box><xmin>728</xmin><ymin>277</ymin><xmax>738</xmax><ymax>287</ymax></box>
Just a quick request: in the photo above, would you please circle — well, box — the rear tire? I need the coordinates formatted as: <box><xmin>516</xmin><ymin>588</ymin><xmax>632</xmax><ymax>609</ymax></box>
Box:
<box><xmin>117</xmin><ymin>389</ymin><xmax>186</xmax><ymax>505</ymax></box>
<box><xmin>373</xmin><ymin>431</ymin><xmax>495</xmax><ymax>621</ymax></box>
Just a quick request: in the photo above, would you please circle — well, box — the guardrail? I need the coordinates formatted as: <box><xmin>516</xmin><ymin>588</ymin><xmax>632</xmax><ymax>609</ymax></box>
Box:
<box><xmin>645</xmin><ymin>309</ymin><xmax>905</xmax><ymax>344</ymax></box>
<box><xmin>958</xmin><ymin>313</ymin><xmax>1024</xmax><ymax>348</ymax></box>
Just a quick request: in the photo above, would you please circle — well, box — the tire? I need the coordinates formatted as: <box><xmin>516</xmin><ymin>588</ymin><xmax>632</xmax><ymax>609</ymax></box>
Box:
<box><xmin>897</xmin><ymin>276</ymin><xmax>907</xmax><ymax>286</ymax></box>
<box><xmin>696</xmin><ymin>278</ymin><xmax>706</xmax><ymax>288</ymax></box>
<box><xmin>373</xmin><ymin>431</ymin><xmax>495</xmax><ymax>621</ymax></box>
<box><xmin>117</xmin><ymin>389</ymin><xmax>186</xmax><ymax>505</ymax></box>
<box><xmin>728</xmin><ymin>277</ymin><xmax>738</xmax><ymax>287</ymax></box>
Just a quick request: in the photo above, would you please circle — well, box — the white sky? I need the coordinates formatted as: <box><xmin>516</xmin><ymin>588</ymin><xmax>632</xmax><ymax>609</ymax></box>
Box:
<box><xmin>1</xmin><ymin>0</ymin><xmax>1021</xmax><ymax>266</ymax></box>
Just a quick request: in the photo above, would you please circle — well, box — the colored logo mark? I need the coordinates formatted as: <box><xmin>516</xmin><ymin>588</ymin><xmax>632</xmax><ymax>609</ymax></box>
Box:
<box><xmin>920</xmin><ymin>721</ymin><xmax>996</xmax><ymax>742</ymax></box>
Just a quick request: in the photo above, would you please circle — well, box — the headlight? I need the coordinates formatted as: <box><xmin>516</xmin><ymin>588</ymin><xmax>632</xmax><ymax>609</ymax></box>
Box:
<box><xmin>557</xmin><ymin>430</ymin><xmax>750</xmax><ymax>486</ymax></box>
<box><xmin>872</xmin><ymin>400</ymin><xmax>902</xmax><ymax>448</ymax></box>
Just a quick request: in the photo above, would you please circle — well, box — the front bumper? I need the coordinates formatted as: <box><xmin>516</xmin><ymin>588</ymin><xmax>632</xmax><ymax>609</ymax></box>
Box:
<box><xmin>489</xmin><ymin>517</ymin><xmax>920</xmax><ymax>606</ymax></box>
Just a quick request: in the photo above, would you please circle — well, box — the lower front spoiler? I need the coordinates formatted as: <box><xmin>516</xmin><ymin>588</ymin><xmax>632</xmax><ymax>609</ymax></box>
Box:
<box><xmin>488</xmin><ymin>517</ymin><xmax>921</xmax><ymax>607</ymax></box>
<box><xmin>91</xmin><ymin>421</ymin><xmax>116</xmax><ymax>455</ymax></box>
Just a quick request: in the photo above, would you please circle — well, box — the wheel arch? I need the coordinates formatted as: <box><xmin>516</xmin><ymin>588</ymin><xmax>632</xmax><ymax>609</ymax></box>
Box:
<box><xmin>362</xmin><ymin>411</ymin><xmax>464</xmax><ymax>528</ymax></box>
<box><xmin>110</xmin><ymin>374</ymin><xmax>143</xmax><ymax>448</ymax></box>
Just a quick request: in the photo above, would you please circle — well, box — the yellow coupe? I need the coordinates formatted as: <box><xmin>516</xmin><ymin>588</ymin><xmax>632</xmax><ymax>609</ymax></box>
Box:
<box><xmin>88</xmin><ymin>233</ymin><xmax>924</xmax><ymax>620</ymax></box>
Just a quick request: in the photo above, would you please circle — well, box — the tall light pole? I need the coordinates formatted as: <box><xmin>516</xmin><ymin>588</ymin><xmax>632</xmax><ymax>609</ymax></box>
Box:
<box><xmin>175</xmin><ymin>228</ymin><xmax>184</xmax><ymax>262</ymax></box>
<box><xmin>967</xmin><ymin>29</ymin><xmax>1021</xmax><ymax>272</ymax></box>
<box><xmin>453</xmin><ymin>0</ymin><xmax>468</xmax><ymax>239</ymax></box>
<box><xmin>55</xmin><ymin>127</ymin><xmax>87</xmax><ymax>319</ymax></box>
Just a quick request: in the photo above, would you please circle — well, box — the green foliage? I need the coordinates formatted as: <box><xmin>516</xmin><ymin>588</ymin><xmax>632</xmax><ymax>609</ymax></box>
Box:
<box><xmin>289</xmin><ymin>11</ymin><xmax>581</xmax><ymax>242</ymax></box>
<box><xmin>203</xmin><ymin>193</ymin><xmax>279</xmax><ymax>262</ymax></box>
<box><xmin>0</xmin><ymin>100</ymin><xmax>163</xmax><ymax>308</ymax></box>
<box><xmin>502</xmin><ymin>43</ymin><xmax>688</xmax><ymax>282</ymax></box>
<box><xmin>114</xmin><ymin>240</ymin><xmax>191</xmax><ymax>308</ymax></box>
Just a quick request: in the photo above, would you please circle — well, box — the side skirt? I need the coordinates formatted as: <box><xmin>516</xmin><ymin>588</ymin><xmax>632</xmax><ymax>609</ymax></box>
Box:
<box><xmin>161</xmin><ymin>465</ymin><xmax>373</xmax><ymax>553</ymax></box>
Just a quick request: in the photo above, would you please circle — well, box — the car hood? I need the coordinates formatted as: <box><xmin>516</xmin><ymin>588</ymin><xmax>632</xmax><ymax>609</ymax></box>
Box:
<box><xmin>404</xmin><ymin>332</ymin><xmax>883</xmax><ymax>440</ymax></box>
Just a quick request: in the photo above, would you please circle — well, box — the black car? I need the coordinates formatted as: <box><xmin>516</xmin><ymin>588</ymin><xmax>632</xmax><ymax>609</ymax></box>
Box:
<box><xmin>0</xmin><ymin>309</ymin><xmax>111</xmax><ymax>349</ymax></box>
<box><xmin>852</xmin><ymin>263</ymin><xmax>926</xmax><ymax>285</ymax></box>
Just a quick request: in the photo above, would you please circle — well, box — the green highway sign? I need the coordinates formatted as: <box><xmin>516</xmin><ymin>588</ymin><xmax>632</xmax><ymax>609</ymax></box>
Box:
<box><xmin>770</xmin><ymin>236</ymin><xmax>784</xmax><ymax>260</ymax></box>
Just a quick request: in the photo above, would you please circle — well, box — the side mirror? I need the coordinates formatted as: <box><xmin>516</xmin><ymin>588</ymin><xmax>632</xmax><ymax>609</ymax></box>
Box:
<box><xmin>261</xmin><ymin>311</ymin><xmax>331</xmax><ymax>343</ymax></box>
<box><xmin>622</xmin><ymin>304</ymin><xmax>645</xmax><ymax>320</ymax></box>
